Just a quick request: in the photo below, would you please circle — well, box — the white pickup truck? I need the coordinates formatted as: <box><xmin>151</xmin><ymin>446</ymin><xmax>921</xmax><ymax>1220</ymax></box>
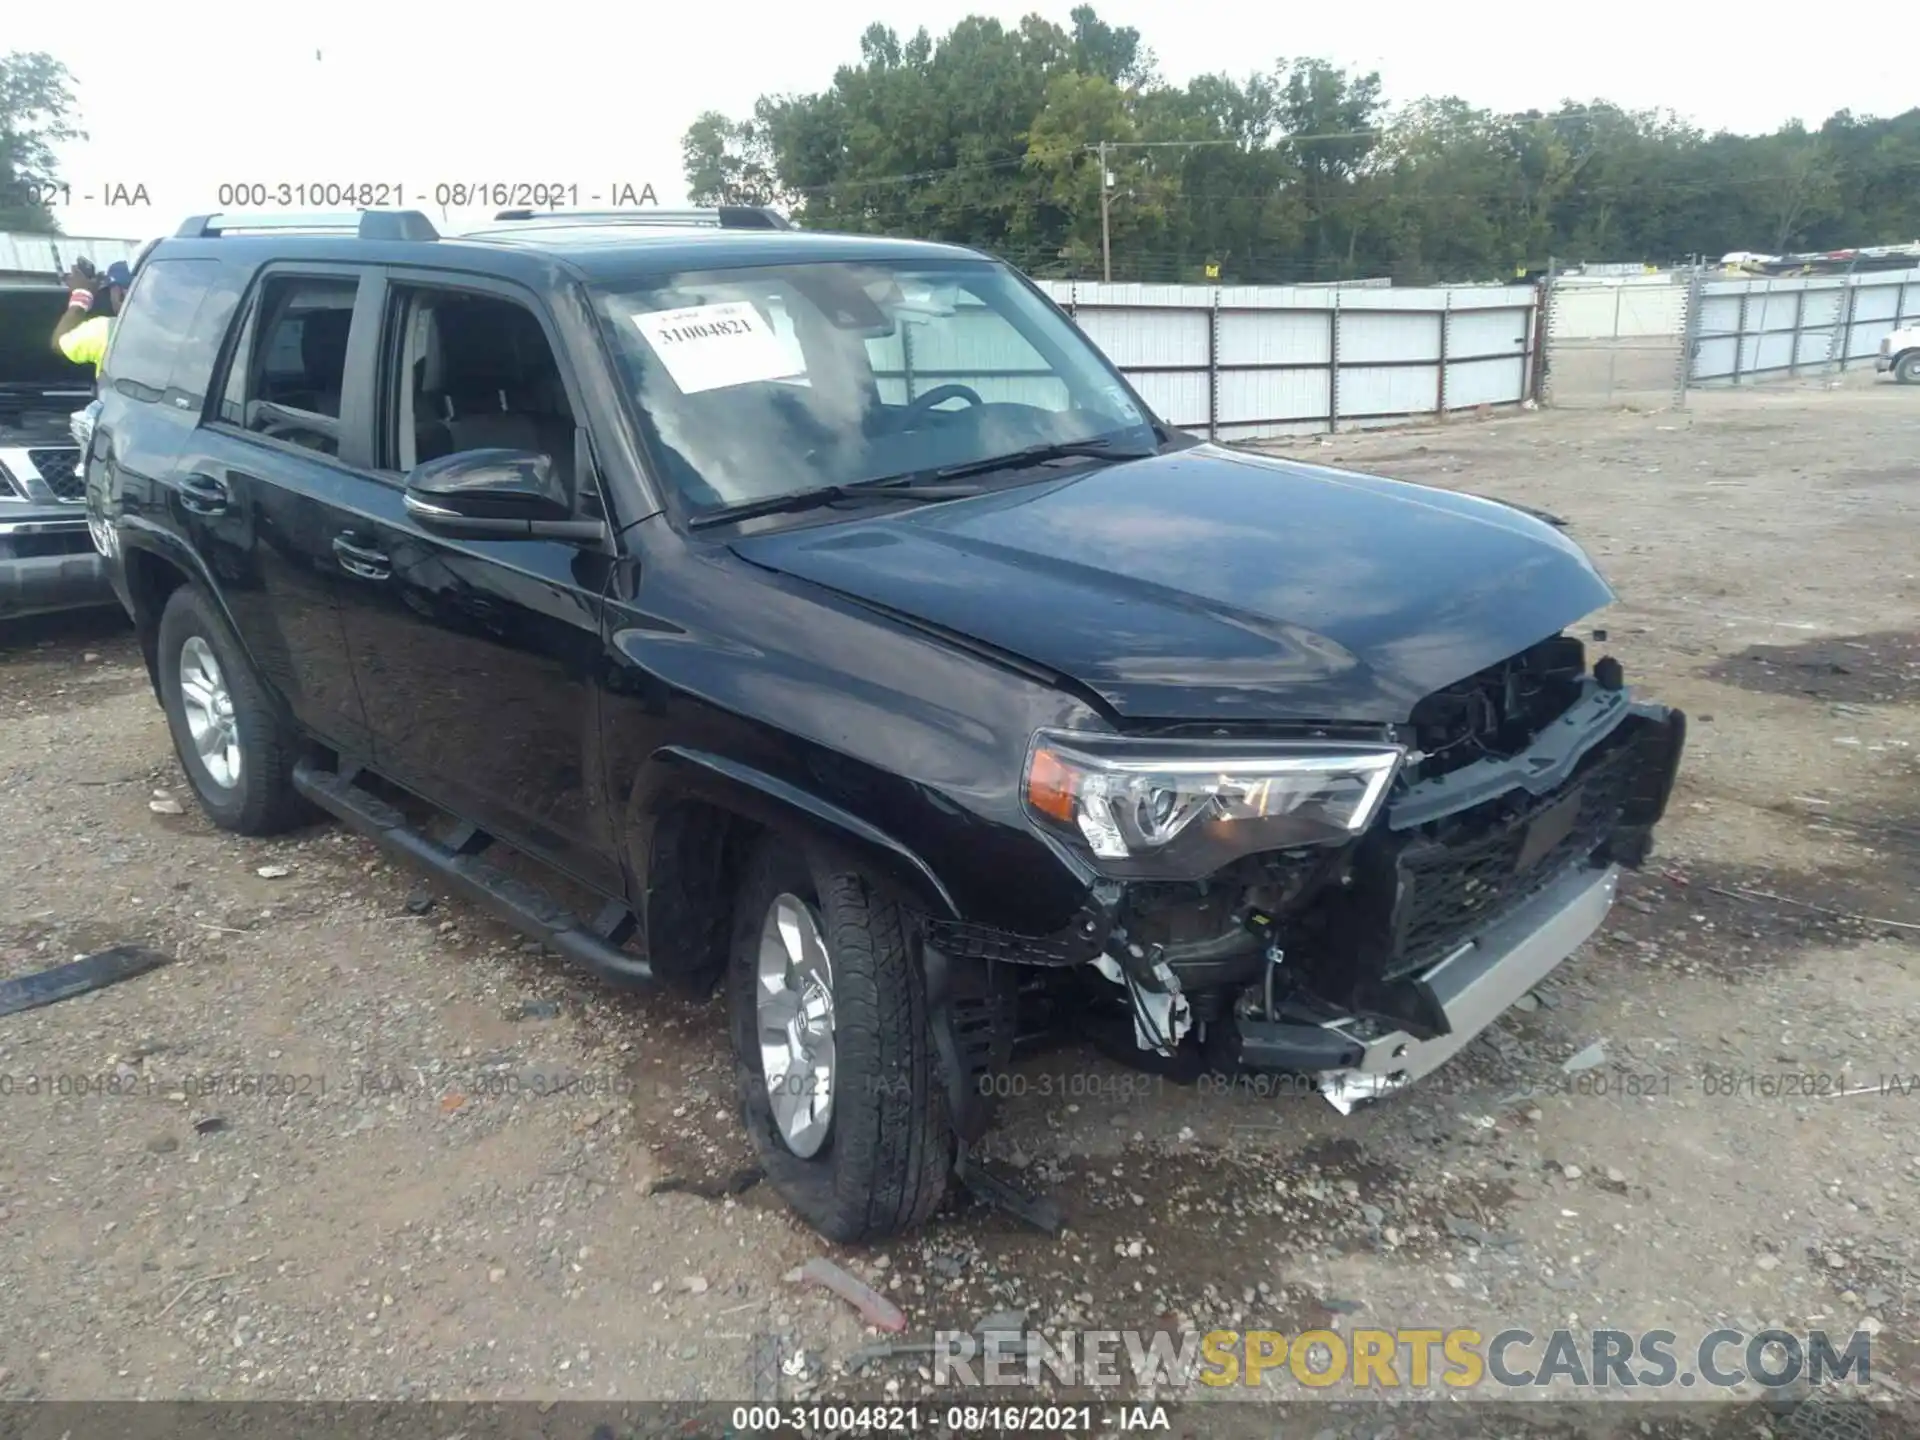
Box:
<box><xmin>1879</xmin><ymin>324</ymin><xmax>1920</xmax><ymax>383</ymax></box>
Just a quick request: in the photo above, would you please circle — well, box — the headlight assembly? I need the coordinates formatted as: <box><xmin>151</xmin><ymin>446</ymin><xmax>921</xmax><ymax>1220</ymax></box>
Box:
<box><xmin>1023</xmin><ymin>730</ymin><xmax>1403</xmax><ymax>877</ymax></box>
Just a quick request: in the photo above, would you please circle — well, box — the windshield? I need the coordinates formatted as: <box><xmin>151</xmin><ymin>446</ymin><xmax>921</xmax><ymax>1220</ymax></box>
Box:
<box><xmin>590</xmin><ymin>258</ymin><xmax>1155</xmax><ymax>511</ymax></box>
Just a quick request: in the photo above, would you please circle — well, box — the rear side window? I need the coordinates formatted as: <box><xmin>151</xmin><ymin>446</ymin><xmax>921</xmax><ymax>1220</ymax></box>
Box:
<box><xmin>163</xmin><ymin>270</ymin><xmax>246</xmax><ymax>416</ymax></box>
<box><xmin>219</xmin><ymin>276</ymin><xmax>360</xmax><ymax>457</ymax></box>
<box><xmin>102</xmin><ymin>258</ymin><xmax>225</xmax><ymax>405</ymax></box>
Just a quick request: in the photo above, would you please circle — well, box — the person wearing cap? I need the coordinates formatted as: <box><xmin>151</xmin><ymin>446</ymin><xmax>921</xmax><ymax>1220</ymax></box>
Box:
<box><xmin>51</xmin><ymin>258</ymin><xmax>134</xmax><ymax>372</ymax></box>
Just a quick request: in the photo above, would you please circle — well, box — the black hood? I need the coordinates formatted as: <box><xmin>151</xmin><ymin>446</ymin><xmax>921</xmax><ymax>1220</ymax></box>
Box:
<box><xmin>730</xmin><ymin>444</ymin><xmax>1615</xmax><ymax>724</ymax></box>
<box><xmin>1</xmin><ymin>286</ymin><xmax>95</xmax><ymax>442</ymax></box>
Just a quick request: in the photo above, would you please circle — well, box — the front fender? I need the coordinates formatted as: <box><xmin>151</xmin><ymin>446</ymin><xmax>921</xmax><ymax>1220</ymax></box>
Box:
<box><xmin>631</xmin><ymin>745</ymin><xmax>961</xmax><ymax>919</ymax></box>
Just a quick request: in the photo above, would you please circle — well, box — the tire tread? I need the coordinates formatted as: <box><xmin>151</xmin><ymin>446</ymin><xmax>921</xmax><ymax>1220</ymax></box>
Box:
<box><xmin>157</xmin><ymin>586</ymin><xmax>307</xmax><ymax>836</ymax></box>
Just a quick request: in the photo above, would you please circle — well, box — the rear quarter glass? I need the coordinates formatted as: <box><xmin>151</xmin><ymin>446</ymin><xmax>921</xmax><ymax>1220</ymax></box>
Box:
<box><xmin>104</xmin><ymin>259</ymin><xmax>244</xmax><ymax>413</ymax></box>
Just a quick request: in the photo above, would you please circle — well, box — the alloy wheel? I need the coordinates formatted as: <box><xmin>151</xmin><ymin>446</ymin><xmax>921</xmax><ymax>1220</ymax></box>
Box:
<box><xmin>754</xmin><ymin>892</ymin><xmax>836</xmax><ymax>1157</ymax></box>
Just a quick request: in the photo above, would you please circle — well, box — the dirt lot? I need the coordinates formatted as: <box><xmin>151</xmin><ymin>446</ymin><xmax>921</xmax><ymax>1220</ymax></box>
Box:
<box><xmin>2</xmin><ymin>377</ymin><xmax>1917</xmax><ymax>1430</ymax></box>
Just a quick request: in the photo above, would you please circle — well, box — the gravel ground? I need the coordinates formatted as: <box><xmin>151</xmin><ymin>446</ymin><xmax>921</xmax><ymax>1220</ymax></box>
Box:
<box><xmin>1</xmin><ymin>376</ymin><xmax>1916</xmax><ymax>1431</ymax></box>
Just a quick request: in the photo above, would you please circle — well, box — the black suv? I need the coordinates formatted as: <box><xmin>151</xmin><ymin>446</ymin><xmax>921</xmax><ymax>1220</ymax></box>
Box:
<box><xmin>2</xmin><ymin>279</ymin><xmax>115</xmax><ymax>618</ymax></box>
<box><xmin>89</xmin><ymin>207</ymin><xmax>1684</xmax><ymax>1241</ymax></box>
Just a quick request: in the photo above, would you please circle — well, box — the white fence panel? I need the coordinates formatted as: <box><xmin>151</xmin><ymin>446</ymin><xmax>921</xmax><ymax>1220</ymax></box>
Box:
<box><xmin>1041</xmin><ymin>279</ymin><xmax>1540</xmax><ymax>438</ymax></box>
<box><xmin>1689</xmin><ymin>268</ymin><xmax>1920</xmax><ymax>385</ymax></box>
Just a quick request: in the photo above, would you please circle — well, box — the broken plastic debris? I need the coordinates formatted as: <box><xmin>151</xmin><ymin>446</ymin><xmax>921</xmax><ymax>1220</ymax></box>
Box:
<box><xmin>255</xmin><ymin>864</ymin><xmax>291</xmax><ymax>879</ymax></box>
<box><xmin>797</xmin><ymin>1256</ymin><xmax>907</xmax><ymax>1333</ymax></box>
<box><xmin>1316</xmin><ymin>1069</ymin><xmax>1408</xmax><ymax>1114</ymax></box>
<box><xmin>954</xmin><ymin>1150</ymin><xmax>1063</xmax><ymax>1234</ymax></box>
<box><xmin>1562</xmin><ymin>1041</ymin><xmax>1608</xmax><ymax>1073</ymax></box>
<box><xmin>0</xmin><ymin>945</ymin><xmax>173</xmax><ymax>1019</ymax></box>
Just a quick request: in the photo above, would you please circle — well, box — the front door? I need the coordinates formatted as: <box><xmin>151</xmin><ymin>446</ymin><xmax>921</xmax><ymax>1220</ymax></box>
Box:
<box><xmin>326</xmin><ymin>273</ymin><xmax>622</xmax><ymax>896</ymax></box>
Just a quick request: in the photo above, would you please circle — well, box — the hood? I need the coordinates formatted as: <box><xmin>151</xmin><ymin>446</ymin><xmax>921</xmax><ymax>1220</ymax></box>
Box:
<box><xmin>730</xmin><ymin>445</ymin><xmax>1614</xmax><ymax>724</ymax></box>
<box><xmin>0</xmin><ymin>286</ymin><xmax>95</xmax><ymax>441</ymax></box>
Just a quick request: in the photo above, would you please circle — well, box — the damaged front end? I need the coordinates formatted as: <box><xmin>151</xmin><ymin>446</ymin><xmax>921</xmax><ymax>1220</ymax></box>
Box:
<box><xmin>941</xmin><ymin>634</ymin><xmax>1685</xmax><ymax>1114</ymax></box>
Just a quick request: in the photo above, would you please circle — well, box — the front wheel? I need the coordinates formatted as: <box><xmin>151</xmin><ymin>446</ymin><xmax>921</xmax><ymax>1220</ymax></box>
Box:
<box><xmin>1896</xmin><ymin>353</ymin><xmax>1920</xmax><ymax>384</ymax></box>
<box><xmin>727</xmin><ymin>835</ymin><xmax>951</xmax><ymax>1242</ymax></box>
<box><xmin>156</xmin><ymin>585</ymin><xmax>308</xmax><ymax>835</ymax></box>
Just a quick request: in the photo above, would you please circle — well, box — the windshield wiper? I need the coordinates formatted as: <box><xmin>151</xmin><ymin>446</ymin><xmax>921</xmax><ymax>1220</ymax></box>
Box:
<box><xmin>924</xmin><ymin>435</ymin><xmax>1157</xmax><ymax>484</ymax></box>
<box><xmin>688</xmin><ymin>435</ymin><xmax>1161</xmax><ymax>529</ymax></box>
<box><xmin>687</xmin><ymin>479</ymin><xmax>963</xmax><ymax>530</ymax></box>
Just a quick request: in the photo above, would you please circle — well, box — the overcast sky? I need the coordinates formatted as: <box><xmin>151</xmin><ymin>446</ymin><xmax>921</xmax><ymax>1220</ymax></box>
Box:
<box><xmin>19</xmin><ymin>0</ymin><xmax>1916</xmax><ymax>241</ymax></box>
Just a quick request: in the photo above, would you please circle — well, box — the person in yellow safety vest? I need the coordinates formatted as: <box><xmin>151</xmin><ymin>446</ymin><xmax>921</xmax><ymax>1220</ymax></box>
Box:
<box><xmin>51</xmin><ymin>258</ymin><xmax>133</xmax><ymax>372</ymax></box>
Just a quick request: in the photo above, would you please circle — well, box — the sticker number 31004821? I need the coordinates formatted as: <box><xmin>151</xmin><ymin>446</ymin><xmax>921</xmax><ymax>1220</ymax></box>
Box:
<box><xmin>631</xmin><ymin>301</ymin><xmax>802</xmax><ymax>395</ymax></box>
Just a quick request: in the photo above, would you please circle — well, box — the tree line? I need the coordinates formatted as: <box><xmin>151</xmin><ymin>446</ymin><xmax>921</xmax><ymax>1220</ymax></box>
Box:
<box><xmin>681</xmin><ymin>6</ymin><xmax>1920</xmax><ymax>285</ymax></box>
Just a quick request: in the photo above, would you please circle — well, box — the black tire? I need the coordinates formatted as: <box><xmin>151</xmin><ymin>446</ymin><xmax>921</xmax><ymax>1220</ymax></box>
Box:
<box><xmin>156</xmin><ymin>585</ymin><xmax>308</xmax><ymax>835</ymax></box>
<box><xmin>727</xmin><ymin>835</ymin><xmax>951</xmax><ymax>1242</ymax></box>
<box><xmin>1896</xmin><ymin>353</ymin><xmax>1920</xmax><ymax>384</ymax></box>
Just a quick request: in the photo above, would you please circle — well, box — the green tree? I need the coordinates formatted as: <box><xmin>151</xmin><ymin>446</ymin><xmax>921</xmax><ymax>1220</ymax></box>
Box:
<box><xmin>1275</xmin><ymin>59</ymin><xmax>1383</xmax><ymax>272</ymax></box>
<box><xmin>0</xmin><ymin>52</ymin><xmax>83</xmax><ymax>234</ymax></box>
<box><xmin>681</xmin><ymin>8</ymin><xmax>1920</xmax><ymax>282</ymax></box>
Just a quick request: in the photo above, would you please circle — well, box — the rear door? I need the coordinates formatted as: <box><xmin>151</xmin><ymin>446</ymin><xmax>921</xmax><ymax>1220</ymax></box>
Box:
<box><xmin>179</xmin><ymin>267</ymin><xmax>382</xmax><ymax>754</ymax></box>
<box><xmin>90</xmin><ymin>257</ymin><xmax>245</xmax><ymax>563</ymax></box>
<box><xmin>325</xmin><ymin>268</ymin><xmax>623</xmax><ymax>895</ymax></box>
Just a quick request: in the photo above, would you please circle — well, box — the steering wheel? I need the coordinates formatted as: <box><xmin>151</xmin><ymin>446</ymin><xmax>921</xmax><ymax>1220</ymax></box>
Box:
<box><xmin>900</xmin><ymin>383</ymin><xmax>983</xmax><ymax>422</ymax></box>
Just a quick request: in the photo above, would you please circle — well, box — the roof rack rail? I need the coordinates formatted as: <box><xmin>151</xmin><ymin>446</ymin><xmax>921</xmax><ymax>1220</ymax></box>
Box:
<box><xmin>174</xmin><ymin>210</ymin><xmax>440</xmax><ymax>242</ymax></box>
<box><xmin>487</xmin><ymin>205</ymin><xmax>793</xmax><ymax>231</ymax></box>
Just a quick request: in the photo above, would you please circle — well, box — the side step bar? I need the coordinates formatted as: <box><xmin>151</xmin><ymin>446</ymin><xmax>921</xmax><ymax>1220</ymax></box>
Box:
<box><xmin>292</xmin><ymin>759</ymin><xmax>653</xmax><ymax>987</ymax></box>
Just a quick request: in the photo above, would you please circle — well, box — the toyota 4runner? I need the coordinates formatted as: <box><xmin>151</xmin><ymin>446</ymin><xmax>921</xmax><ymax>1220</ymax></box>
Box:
<box><xmin>88</xmin><ymin>207</ymin><xmax>1685</xmax><ymax>1241</ymax></box>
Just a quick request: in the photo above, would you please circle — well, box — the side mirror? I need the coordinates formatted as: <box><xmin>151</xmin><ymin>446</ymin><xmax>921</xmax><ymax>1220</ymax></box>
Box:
<box><xmin>403</xmin><ymin>448</ymin><xmax>606</xmax><ymax>542</ymax></box>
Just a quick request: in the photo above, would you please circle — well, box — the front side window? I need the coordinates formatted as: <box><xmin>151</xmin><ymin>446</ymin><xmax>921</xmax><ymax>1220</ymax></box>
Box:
<box><xmin>380</xmin><ymin>285</ymin><xmax>580</xmax><ymax>487</ymax></box>
<box><xmin>589</xmin><ymin>258</ymin><xmax>1151</xmax><ymax>511</ymax></box>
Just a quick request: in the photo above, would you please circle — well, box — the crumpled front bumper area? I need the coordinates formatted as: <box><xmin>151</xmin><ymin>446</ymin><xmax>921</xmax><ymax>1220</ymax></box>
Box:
<box><xmin>1219</xmin><ymin>861</ymin><xmax>1620</xmax><ymax>1110</ymax></box>
<box><xmin>1311</xmin><ymin>861</ymin><xmax>1619</xmax><ymax>1111</ymax></box>
<box><xmin>1228</xmin><ymin>702</ymin><xmax>1684</xmax><ymax>1110</ymax></box>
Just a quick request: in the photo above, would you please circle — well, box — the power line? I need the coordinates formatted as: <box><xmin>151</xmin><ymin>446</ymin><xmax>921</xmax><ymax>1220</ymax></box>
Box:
<box><xmin>771</xmin><ymin>103</ymin><xmax>1653</xmax><ymax>198</ymax></box>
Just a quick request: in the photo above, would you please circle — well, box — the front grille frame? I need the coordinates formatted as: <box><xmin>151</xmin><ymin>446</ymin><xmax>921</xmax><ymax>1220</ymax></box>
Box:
<box><xmin>1378</xmin><ymin>727</ymin><xmax>1643</xmax><ymax>978</ymax></box>
<box><xmin>1296</xmin><ymin>718</ymin><xmax>1658</xmax><ymax>990</ymax></box>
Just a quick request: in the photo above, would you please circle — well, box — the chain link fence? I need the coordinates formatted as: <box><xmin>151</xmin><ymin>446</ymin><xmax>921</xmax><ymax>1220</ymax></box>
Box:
<box><xmin>1541</xmin><ymin>268</ymin><xmax>1695</xmax><ymax>410</ymax></box>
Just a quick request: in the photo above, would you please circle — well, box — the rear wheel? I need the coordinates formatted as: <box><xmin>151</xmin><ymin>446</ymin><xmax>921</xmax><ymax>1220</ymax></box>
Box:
<box><xmin>156</xmin><ymin>585</ymin><xmax>307</xmax><ymax>835</ymax></box>
<box><xmin>1896</xmin><ymin>352</ymin><xmax>1920</xmax><ymax>384</ymax></box>
<box><xmin>727</xmin><ymin>835</ymin><xmax>951</xmax><ymax>1242</ymax></box>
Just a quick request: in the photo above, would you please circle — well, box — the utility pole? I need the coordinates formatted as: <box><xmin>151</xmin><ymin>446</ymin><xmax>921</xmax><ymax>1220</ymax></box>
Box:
<box><xmin>1098</xmin><ymin>140</ymin><xmax>1112</xmax><ymax>284</ymax></box>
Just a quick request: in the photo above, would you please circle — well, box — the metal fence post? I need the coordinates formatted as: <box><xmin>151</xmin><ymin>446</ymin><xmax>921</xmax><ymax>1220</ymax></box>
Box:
<box><xmin>1527</xmin><ymin>276</ymin><xmax>1547</xmax><ymax>404</ymax></box>
<box><xmin>1538</xmin><ymin>257</ymin><xmax>1559</xmax><ymax>407</ymax></box>
<box><xmin>1674</xmin><ymin>262</ymin><xmax>1705</xmax><ymax>409</ymax></box>
<box><xmin>1327</xmin><ymin>293</ymin><xmax>1342</xmax><ymax>434</ymax></box>
<box><xmin>1437</xmin><ymin>291</ymin><xmax>1451</xmax><ymax>418</ymax></box>
<box><xmin>1731</xmin><ymin>289</ymin><xmax>1750</xmax><ymax>386</ymax></box>
<box><xmin>1207</xmin><ymin>289</ymin><xmax>1219</xmax><ymax>443</ymax></box>
<box><xmin>1838</xmin><ymin>272</ymin><xmax>1858</xmax><ymax>373</ymax></box>
<box><xmin>1605</xmin><ymin>283</ymin><xmax>1623</xmax><ymax>405</ymax></box>
<box><xmin>1788</xmin><ymin>286</ymin><xmax>1806</xmax><ymax>377</ymax></box>
<box><xmin>1822</xmin><ymin>262</ymin><xmax>1859</xmax><ymax>380</ymax></box>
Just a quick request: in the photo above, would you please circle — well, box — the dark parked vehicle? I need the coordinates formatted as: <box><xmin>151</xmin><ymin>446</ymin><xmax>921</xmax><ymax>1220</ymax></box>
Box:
<box><xmin>1</xmin><ymin>281</ymin><xmax>115</xmax><ymax>619</ymax></box>
<box><xmin>89</xmin><ymin>207</ymin><xmax>1684</xmax><ymax>1241</ymax></box>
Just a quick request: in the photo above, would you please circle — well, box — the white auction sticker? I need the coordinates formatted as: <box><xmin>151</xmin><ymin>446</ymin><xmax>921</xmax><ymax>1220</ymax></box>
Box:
<box><xmin>631</xmin><ymin>301</ymin><xmax>801</xmax><ymax>394</ymax></box>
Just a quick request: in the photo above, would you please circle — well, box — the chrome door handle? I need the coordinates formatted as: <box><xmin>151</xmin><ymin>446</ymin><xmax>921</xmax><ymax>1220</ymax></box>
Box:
<box><xmin>332</xmin><ymin>533</ymin><xmax>391</xmax><ymax>580</ymax></box>
<box><xmin>177</xmin><ymin>472</ymin><xmax>229</xmax><ymax>516</ymax></box>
